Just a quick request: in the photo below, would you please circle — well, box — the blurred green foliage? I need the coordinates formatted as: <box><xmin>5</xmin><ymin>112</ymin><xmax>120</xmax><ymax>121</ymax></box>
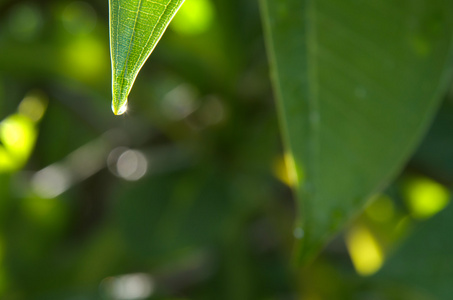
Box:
<box><xmin>0</xmin><ymin>0</ymin><xmax>452</xmax><ymax>299</ymax></box>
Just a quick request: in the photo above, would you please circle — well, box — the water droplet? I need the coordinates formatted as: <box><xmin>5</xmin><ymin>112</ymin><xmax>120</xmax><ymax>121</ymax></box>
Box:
<box><xmin>309</xmin><ymin>111</ymin><xmax>320</xmax><ymax>124</ymax></box>
<box><xmin>355</xmin><ymin>86</ymin><xmax>367</xmax><ymax>99</ymax></box>
<box><xmin>293</xmin><ymin>227</ymin><xmax>304</xmax><ymax>239</ymax></box>
<box><xmin>112</xmin><ymin>100</ymin><xmax>128</xmax><ymax>115</ymax></box>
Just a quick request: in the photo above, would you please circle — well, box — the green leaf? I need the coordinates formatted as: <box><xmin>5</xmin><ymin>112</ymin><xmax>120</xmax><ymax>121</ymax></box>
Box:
<box><xmin>109</xmin><ymin>0</ymin><xmax>184</xmax><ymax>115</ymax></box>
<box><xmin>260</xmin><ymin>0</ymin><xmax>453</xmax><ymax>264</ymax></box>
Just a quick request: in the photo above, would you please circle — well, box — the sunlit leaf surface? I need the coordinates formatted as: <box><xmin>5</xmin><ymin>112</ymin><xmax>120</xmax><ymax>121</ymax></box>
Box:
<box><xmin>261</xmin><ymin>0</ymin><xmax>453</xmax><ymax>263</ymax></box>
<box><xmin>109</xmin><ymin>0</ymin><xmax>184</xmax><ymax>115</ymax></box>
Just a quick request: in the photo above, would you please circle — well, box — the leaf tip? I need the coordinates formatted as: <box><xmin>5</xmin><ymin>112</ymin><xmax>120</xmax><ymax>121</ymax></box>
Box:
<box><xmin>112</xmin><ymin>99</ymin><xmax>128</xmax><ymax>116</ymax></box>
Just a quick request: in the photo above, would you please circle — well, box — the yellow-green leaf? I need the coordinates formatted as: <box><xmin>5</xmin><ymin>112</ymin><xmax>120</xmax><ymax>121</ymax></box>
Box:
<box><xmin>109</xmin><ymin>0</ymin><xmax>184</xmax><ymax>115</ymax></box>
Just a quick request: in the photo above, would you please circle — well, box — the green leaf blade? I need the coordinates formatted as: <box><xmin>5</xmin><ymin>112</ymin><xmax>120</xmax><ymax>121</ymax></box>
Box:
<box><xmin>109</xmin><ymin>0</ymin><xmax>184</xmax><ymax>115</ymax></box>
<box><xmin>261</xmin><ymin>0</ymin><xmax>453</xmax><ymax>264</ymax></box>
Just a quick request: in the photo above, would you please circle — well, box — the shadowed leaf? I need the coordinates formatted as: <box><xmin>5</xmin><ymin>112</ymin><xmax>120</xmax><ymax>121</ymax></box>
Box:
<box><xmin>260</xmin><ymin>0</ymin><xmax>453</xmax><ymax>264</ymax></box>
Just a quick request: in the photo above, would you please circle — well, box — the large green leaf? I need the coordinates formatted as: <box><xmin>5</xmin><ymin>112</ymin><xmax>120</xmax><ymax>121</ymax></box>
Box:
<box><xmin>109</xmin><ymin>0</ymin><xmax>184</xmax><ymax>115</ymax></box>
<box><xmin>260</xmin><ymin>0</ymin><xmax>453</xmax><ymax>264</ymax></box>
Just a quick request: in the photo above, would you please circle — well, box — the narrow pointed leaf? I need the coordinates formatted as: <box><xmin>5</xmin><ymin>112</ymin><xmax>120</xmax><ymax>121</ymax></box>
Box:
<box><xmin>109</xmin><ymin>0</ymin><xmax>184</xmax><ymax>115</ymax></box>
<box><xmin>260</xmin><ymin>0</ymin><xmax>453</xmax><ymax>264</ymax></box>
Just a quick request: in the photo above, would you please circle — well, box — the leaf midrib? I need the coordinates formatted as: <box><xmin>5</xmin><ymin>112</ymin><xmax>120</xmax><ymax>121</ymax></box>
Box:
<box><xmin>120</xmin><ymin>0</ymin><xmax>144</xmax><ymax>92</ymax></box>
<box><xmin>130</xmin><ymin>1</ymin><xmax>170</xmax><ymax>76</ymax></box>
<box><xmin>304</xmin><ymin>0</ymin><xmax>320</xmax><ymax>203</ymax></box>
